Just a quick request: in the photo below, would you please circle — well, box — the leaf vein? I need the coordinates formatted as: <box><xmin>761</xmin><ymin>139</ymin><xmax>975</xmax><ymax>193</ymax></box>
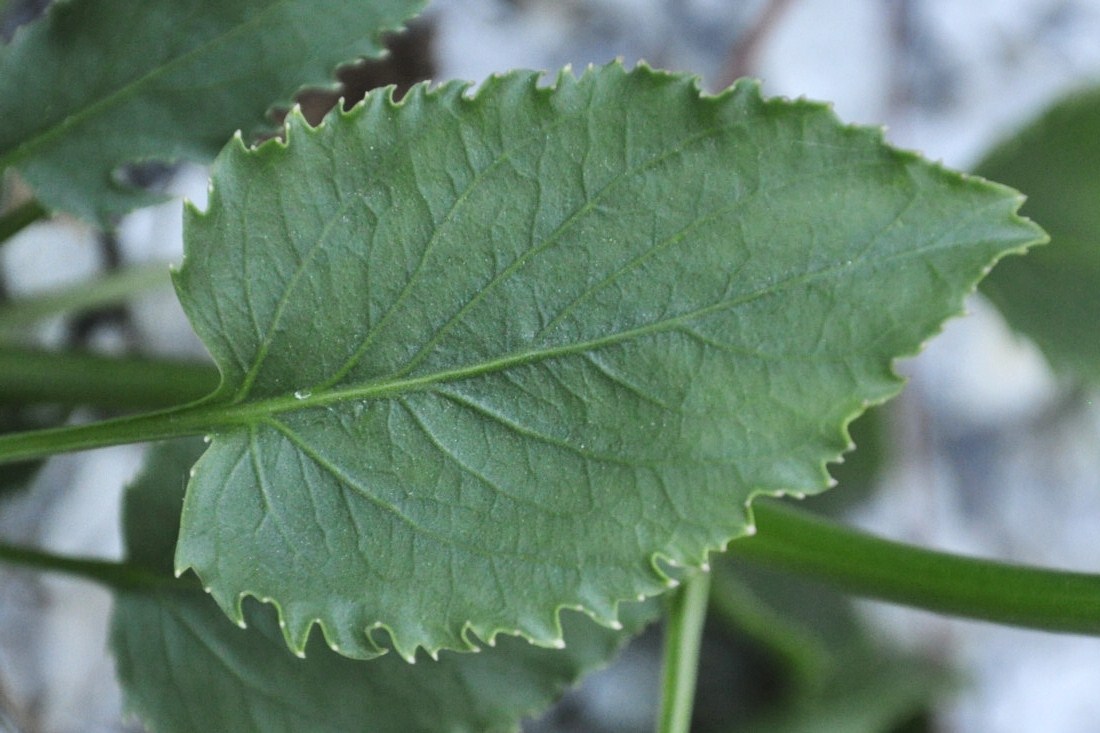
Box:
<box><xmin>310</xmin><ymin>111</ymin><xmax>579</xmax><ymax>393</ymax></box>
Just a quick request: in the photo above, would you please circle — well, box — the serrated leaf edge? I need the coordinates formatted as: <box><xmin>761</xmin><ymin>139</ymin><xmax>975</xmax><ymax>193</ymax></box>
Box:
<box><xmin>174</xmin><ymin>61</ymin><xmax>1048</xmax><ymax>662</ymax></box>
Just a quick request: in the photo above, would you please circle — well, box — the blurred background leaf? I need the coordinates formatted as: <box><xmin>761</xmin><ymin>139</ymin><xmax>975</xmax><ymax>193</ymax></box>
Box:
<box><xmin>978</xmin><ymin>86</ymin><xmax>1100</xmax><ymax>380</ymax></box>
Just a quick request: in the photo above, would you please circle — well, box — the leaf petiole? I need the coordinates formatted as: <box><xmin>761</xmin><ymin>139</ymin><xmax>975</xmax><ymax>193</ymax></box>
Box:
<box><xmin>0</xmin><ymin>403</ymin><xmax>220</xmax><ymax>464</ymax></box>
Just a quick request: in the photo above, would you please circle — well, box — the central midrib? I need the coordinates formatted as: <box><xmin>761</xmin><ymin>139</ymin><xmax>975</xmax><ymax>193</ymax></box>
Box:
<box><xmin>197</xmin><ymin>254</ymin><xmax>860</xmax><ymax>428</ymax></box>
<box><xmin>190</xmin><ymin>182</ymin><xmax>1011</xmax><ymax>433</ymax></box>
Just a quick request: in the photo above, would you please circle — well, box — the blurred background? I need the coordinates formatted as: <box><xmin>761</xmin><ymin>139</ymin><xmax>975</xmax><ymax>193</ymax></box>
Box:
<box><xmin>3</xmin><ymin>0</ymin><xmax>1100</xmax><ymax>730</ymax></box>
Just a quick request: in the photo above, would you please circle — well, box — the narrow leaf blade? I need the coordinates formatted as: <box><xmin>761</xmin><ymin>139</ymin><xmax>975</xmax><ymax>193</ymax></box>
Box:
<box><xmin>174</xmin><ymin>65</ymin><xmax>1044</xmax><ymax>659</ymax></box>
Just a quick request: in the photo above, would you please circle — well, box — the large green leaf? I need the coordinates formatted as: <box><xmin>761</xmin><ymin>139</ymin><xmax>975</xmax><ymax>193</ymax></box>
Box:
<box><xmin>112</xmin><ymin>439</ymin><xmax>654</xmax><ymax>733</ymax></box>
<box><xmin>0</xmin><ymin>0</ymin><xmax>424</xmax><ymax>224</ymax></box>
<box><xmin>173</xmin><ymin>64</ymin><xmax>1044</xmax><ymax>660</ymax></box>
<box><xmin>976</xmin><ymin>87</ymin><xmax>1100</xmax><ymax>378</ymax></box>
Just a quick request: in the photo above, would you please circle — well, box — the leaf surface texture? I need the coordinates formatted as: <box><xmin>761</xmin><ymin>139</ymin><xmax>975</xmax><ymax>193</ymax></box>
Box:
<box><xmin>173</xmin><ymin>65</ymin><xmax>1044</xmax><ymax>658</ymax></box>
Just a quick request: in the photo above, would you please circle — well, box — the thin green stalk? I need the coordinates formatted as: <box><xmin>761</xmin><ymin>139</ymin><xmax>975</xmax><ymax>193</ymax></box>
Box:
<box><xmin>0</xmin><ymin>540</ymin><xmax>176</xmax><ymax>591</ymax></box>
<box><xmin>0</xmin><ymin>347</ymin><xmax>218</xmax><ymax>408</ymax></box>
<box><xmin>0</xmin><ymin>262</ymin><xmax>171</xmax><ymax>335</ymax></box>
<box><xmin>0</xmin><ymin>199</ymin><xmax>47</xmax><ymax>244</ymax></box>
<box><xmin>0</xmin><ymin>403</ymin><xmax>216</xmax><ymax>464</ymax></box>
<box><xmin>657</xmin><ymin>570</ymin><xmax>711</xmax><ymax>733</ymax></box>
<box><xmin>730</xmin><ymin>500</ymin><xmax>1100</xmax><ymax>636</ymax></box>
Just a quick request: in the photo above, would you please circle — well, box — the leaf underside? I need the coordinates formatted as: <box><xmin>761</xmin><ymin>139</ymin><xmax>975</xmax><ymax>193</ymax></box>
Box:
<box><xmin>173</xmin><ymin>64</ymin><xmax>1044</xmax><ymax>660</ymax></box>
<box><xmin>0</xmin><ymin>0</ymin><xmax>424</xmax><ymax>224</ymax></box>
<box><xmin>977</xmin><ymin>86</ymin><xmax>1100</xmax><ymax>379</ymax></box>
<box><xmin>113</xmin><ymin>440</ymin><xmax>653</xmax><ymax>733</ymax></box>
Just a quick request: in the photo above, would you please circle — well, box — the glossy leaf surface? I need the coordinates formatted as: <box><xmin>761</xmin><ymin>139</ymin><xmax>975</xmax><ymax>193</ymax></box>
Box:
<box><xmin>173</xmin><ymin>64</ymin><xmax>1043</xmax><ymax>659</ymax></box>
<box><xmin>0</xmin><ymin>0</ymin><xmax>424</xmax><ymax>223</ymax></box>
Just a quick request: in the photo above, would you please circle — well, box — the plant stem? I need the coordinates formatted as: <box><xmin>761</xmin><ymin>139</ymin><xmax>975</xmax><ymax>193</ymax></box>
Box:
<box><xmin>0</xmin><ymin>540</ymin><xmax>174</xmax><ymax>591</ymax></box>
<box><xmin>0</xmin><ymin>404</ymin><xmax>217</xmax><ymax>463</ymax></box>
<box><xmin>731</xmin><ymin>500</ymin><xmax>1100</xmax><ymax>636</ymax></box>
<box><xmin>0</xmin><ymin>262</ymin><xmax>171</xmax><ymax>335</ymax></box>
<box><xmin>0</xmin><ymin>199</ymin><xmax>47</xmax><ymax>244</ymax></box>
<box><xmin>657</xmin><ymin>570</ymin><xmax>711</xmax><ymax>733</ymax></box>
<box><xmin>0</xmin><ymin>347</ymin><xmax>218</xmax><ymax>408</ymax></box>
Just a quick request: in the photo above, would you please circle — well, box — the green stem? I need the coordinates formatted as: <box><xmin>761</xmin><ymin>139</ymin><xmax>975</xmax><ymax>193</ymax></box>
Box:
<box><xmin>0</xmin><ymin>540</ymin><xmax>175</xmax><ymax>591</ymax></box>
<box><xmin>731</xmin><ymin>500</ymin><xmax>1100</xmax><ymax>636</ymax></box>
<box><xmin>657</xmin><ymin>570</ymin><xmax>711</xmax><ymax>733</ymax></box>
<box><xmin>0</xmin><ymin>403</ymin><xmax>216</xmax><ymax>464</ymax></box>
<box><xmin>0</xmin><ymin>347</ymin><xmax>218</xmax><ymax>408</ymax></box>
<box><xmin>0</xmin><ymin>262</ymin><xmax>171</xmax><ymax>334</ymax></box>
<box><xmin>0</xmin><ymin>199</ymin><xmax>47</xmax><ymax>244</ymax></box>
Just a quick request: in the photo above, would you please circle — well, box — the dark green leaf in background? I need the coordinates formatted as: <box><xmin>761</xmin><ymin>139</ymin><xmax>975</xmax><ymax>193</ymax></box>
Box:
<box><xmin>748</xmin><ymin>657</ymin><xmax>941</xmax><ymax>733</ymax></box>
<box><xmin>708</xmin><ymin>559</ymin><xmax>946</xmax><ymax>733</ymax></box>
<box><xmin>113</xmin><ymin>592</ymin><xmax>653</xmax><ymax>733</ymax></box>
<box><xmin>172</xmin><ymin>64</ymin><xmax>1043</xmax><ymax>659</ymax></box>
<box><xmin>0</xmin><ymin>0</ymin><xmax>425</xmax><ymax>224</ymax></box>
<box><xmin>977</xmin><ymin>86</ymin><xmax>1100</xmax><ymax>379</ymax></box>
<box><xmin>113</xmin><ymin>439</ymin><xmax>655</xmax><ymax>733</ymax></box>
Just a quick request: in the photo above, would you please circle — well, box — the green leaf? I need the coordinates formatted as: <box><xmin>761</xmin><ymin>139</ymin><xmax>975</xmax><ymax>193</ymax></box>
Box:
<box><xmin>796</xmin><ymin>405</ymin><xmax>889</xmax><ymax>517</ymax></box>
<box><xmin>173</xmin><ymin>64</ymin><xmax>1044</xmax><ymax>660</ymax></box>
<box><xmin>0</xmin><ymin>0</ymin><xmax>425</xmax><ymax>224</ymax></box>
<box><xmin>112</xmin><ymin>440</ymin><xmax>655</xmax><ymax>733</ymax></box>
<box><xmin>113</xmin><ymin>592</ymin><xmax>653</xmax><ymax>733</ymax></box>
<box><xmin>976</xmin><ymin>87</ymin><xmax>1100</xmax><ymax>379</ymax></box>
<box><xmin>123</xmin><ymin>439</ymin><xmax>206</xmax><ymax>574</ymax></box>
